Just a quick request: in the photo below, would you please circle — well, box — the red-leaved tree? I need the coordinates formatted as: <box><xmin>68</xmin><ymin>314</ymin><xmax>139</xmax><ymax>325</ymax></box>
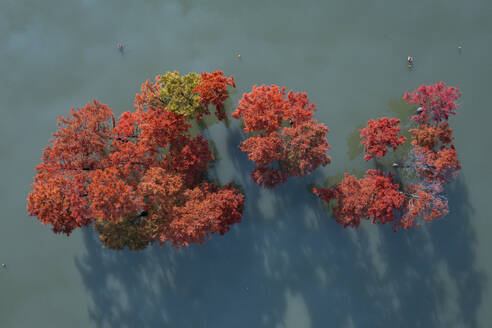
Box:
<box><xmin>232</xmin><ymin>84</ymin><xmax>315</xmax><ymax>133</ymax></box>
<box><xmin>167</xmin><ymin>182</ymin><xmax>244</xmax><ymax>247</ymax></box>
<box><xmin>232</xmin><ymin>84</ymin><xmax>331</xmax><ymax>188</ymax></box>
<box><xmin>359</xmin><ymin>117</ymin><xmax>407</xmax><ymax>161</ymax></box>
<box><xmin>279</xmin><ymin>120</ymin><xmax>332</xmax><ymax>178</ymax></box>
<box><xmin>194</xmin><ymin>71</ymin><xmax>236</xmax><ymax>121</ymax></box>
<box><xmin>397</xmin><ymin>182</ymin><xmax>449</xmax><ymax>230</ymax></box>
<box><xmin>400</xmin><ymin>121</ymin><xmax>460</xmax><ymax>185</ymax></box>
<box><xmin>312</xmin><ymin>170</ymin><xmax>405</xmax><ymax>228</ymax></box>
<box><xmin>410</xmin><ymin>146</ymin><xmax>461</xmax><ymax>185</ymax></box>
<box><xmin>403</xmin><ymin>82</ymin><xmax>461</xmax><ymax>124</ymax></box>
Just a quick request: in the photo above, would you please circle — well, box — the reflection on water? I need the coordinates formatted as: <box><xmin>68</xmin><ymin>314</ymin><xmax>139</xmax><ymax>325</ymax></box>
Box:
<box><xmin>387</xmin><ymin>99</ymin><xmax>416</xmax><ymax>126</ymax></box>
<box><xmin>346</xmin><ymin>123</ymin><xmax>364</xmax><ymax>161</ymax></box>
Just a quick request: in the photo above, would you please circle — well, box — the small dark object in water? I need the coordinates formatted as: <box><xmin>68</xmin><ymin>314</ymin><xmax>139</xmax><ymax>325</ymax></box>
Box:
<box><xmin>117</xmin><ymin>43</ymin><xmax>124</xmax><ymax>54</ymax></box>
<box><xmin>407</xmin><ymin>57</ymin><xmax>414</xmax><ymax>70</ymax></box>
<box><xmin>458</xmin><ymin>45</ymin><xmax>463</xmax><ymax>52</ymax></box>
<box><xmin>1</xmin><ymin>264</ymin><xmax>6</xmax><ymax>268</ymax></box>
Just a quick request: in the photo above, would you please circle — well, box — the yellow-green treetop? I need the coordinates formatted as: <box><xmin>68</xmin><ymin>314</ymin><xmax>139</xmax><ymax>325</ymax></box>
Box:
<box><xmin>159</xmin><ymin>71</ymin><xmax>202</xmax><ymax>120</ymax></box>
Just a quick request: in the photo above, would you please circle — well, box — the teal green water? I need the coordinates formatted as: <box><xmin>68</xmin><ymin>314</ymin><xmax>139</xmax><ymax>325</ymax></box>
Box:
<box><xmin>1</xmin><ymin>0</ymin><xmax>491</xmax><ymax>327</ymax></box>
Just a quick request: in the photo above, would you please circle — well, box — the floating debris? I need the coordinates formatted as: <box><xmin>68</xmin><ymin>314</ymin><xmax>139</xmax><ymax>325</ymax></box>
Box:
<box><xmin>117</xmin><ymin>43</ymin><xmax>124</xmax><ymax>54</ymax></box>
<box><xmin>407</xmin><ymin>56</ymin><xmax>415</xmax><ymax>70</ymax></box>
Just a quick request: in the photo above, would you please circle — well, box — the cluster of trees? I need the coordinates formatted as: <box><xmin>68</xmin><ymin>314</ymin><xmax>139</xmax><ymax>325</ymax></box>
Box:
<box><xmin>27</xmin><ymin>71</ymin><xmax>244</xmax><ymax>250</ymax></box>
<box><xmin>27</xmin><ymin>76</ymin><xmax>462</xmax><ymax>250</ymax></box>
<box><xmin>313</xmin><ymin>82</ymin><xmax>462</xmax><ymax>230</ymax></box>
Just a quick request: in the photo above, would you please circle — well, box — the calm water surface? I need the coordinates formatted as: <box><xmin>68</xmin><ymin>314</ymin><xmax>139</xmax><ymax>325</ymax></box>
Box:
<box><xmin>1</xmin><ymin>0</ymin><xmax>491</xmax><ymax>327</ymax></box>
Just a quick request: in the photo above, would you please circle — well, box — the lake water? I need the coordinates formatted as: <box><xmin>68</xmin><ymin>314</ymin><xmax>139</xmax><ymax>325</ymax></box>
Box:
<box><xmin>1</xmin><ymin>0</ymin><xmax>491</xmax><ymax>327</ymax></box>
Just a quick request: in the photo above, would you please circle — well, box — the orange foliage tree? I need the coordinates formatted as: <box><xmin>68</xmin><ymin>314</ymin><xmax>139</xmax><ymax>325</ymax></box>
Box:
<box><xmin>391</xmin><ymin>122</ymin><xmax>460</xmax><ymax>228</ymax></box>
<box><xmin>409</xmin><ymin>145</ymin><xmax>461</xmax><ymax>185</ymax></box>
<box><xmin>409</xmin><ymin>122</ymin><xmax>453</xmax><ymax>149</ymax></box>
<box><xmin>314</xmin><ymin>82</ymin><xmax>462</xmax><ymax>231</ymax></box>
<box><xmin>359</xmin><ymin>117</ymin><xmax>407</xmax><ymax>161</ymax></box>
<box><xmin>27</xmin><ymin>72</ymin><xmax>244</xmax><ymax>251</ymax></box>
<box><xmin>232</xmin><ymin>84</ymin><xmax>331</xmax><ymax>188</ymax></box>
<box><xmin>312</xmin><ymin>170</ymin><xmax>405</xmax><ymax>228</ymax></box>
<box><xmin>397</xmin><ymin>182</ymin><xmax>449</xmax><ymax>230</ymax></box>
<box><xmin>194</xmin><ymin>71</ymin><xmax>236</xmax><ymax>121</ymax></box>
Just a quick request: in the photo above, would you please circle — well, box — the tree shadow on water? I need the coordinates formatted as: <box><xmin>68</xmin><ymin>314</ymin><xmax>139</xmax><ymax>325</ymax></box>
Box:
<box><xmin>353</xmin><ymin>176</ymin><xmax>485</xmax><ymax>328</ymax></box>
<box><xmin>75</xmin><ymin>180</ymin><xmax>361</xmax><ymax>328</ymax></box>
<box><xmin>346</xmin><ymin>123</ymin><xmax>364</xmax><ymax>161</ymax></box>
<box><xmin>257</xmin><ymin>174</ymin><xmax>485</xmax><ymax>328</ymax></box>
<box><xmin>76</xmin><ymin>222</ymin><xmax>285</xmax><ymax>328</ymax></box>
<box><xmin>75</xmin><ymin>123</ymin><xmax>484</xmax><ymax>328</ymax></box>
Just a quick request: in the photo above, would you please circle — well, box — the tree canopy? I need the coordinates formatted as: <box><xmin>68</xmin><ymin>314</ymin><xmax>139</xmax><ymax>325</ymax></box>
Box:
<box><xmin>27</xmin><ymin>71</ymin><xmax>243</xmax><ymax>250</ymax></box>
<box><xmin>359</xmin><ymin>117</ymin><xmax>407</xmax><ymax>161</ymax></box>
<box><xmin>232</xmin><ymin>84</ymin><xmax>331</xmax><ymax>188</ymax></box>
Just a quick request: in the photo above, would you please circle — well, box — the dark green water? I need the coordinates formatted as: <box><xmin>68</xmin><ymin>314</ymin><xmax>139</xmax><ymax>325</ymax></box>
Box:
<box><xmin>1</xmin><ymin>0</ymin><xmax>491</xmax><ymax>327</ymax></box>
